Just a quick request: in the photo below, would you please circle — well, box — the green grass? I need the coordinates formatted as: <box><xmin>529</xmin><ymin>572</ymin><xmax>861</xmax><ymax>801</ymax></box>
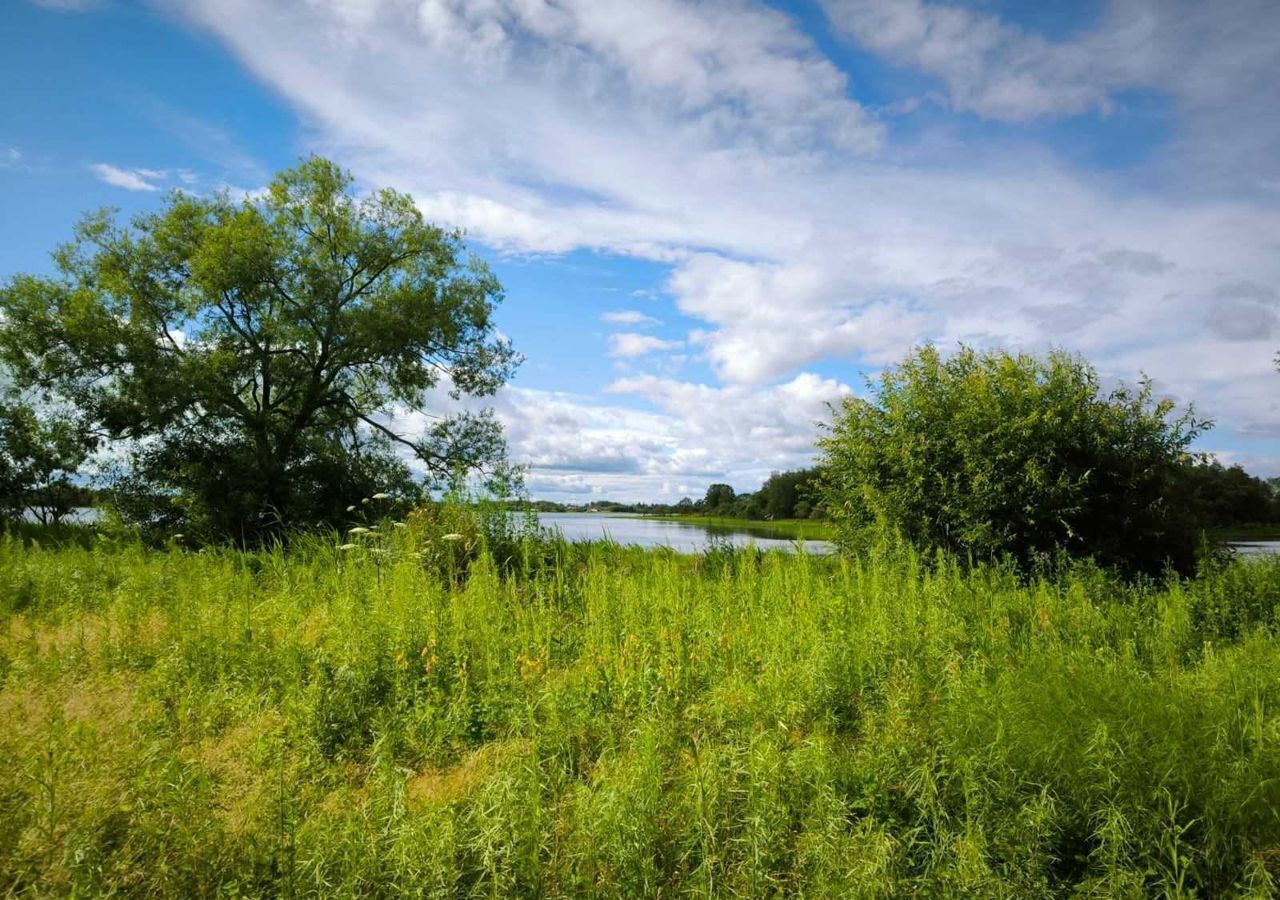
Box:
<box><xmin>639</xmin><ymin>514</ymin><xmax>836</xmax><ymax>542</ymax></box>
<box><xmin>2</xmin><ymin>521</ymin><xmax>1280</xmax><ymax>896</ymax></box>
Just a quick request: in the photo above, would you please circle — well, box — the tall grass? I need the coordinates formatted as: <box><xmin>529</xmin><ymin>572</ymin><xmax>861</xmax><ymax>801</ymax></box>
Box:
<box><xmin>2</xmin><ymin>521</ymin><xmax>1279</xmax><ymax>896</ymax></box>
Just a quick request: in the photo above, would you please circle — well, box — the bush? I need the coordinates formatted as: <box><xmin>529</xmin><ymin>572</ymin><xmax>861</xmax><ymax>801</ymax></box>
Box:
<box><xmin>818</xmin><ymin>345</ymin><xmax>1209</xmax><ymax>576</ymax></box>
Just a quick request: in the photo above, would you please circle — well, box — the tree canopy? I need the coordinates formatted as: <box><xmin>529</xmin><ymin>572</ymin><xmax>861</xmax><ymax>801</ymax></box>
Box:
<box><xmin>0</xmin><ymin>396</ymin><xmax>94</xmax><ymax>525</ymax></box>
<box><xmin>0</xmin><ymin>157</ymin><xmax>519</xmax><ymax>540</ymax></box>
<box><xmin>702</xmin><ymin>483</ymin><xmax>736</xmax><ymax>513</ymax></box>
<box><xmin>759</xmin><ymin>468</ymin><xmax>821</xmax><ymax>519</ymax></box>
<box><xmin>818</xmin><ymin>345</ymin><xmax>1210</xmax><ymax>575</ymax></box>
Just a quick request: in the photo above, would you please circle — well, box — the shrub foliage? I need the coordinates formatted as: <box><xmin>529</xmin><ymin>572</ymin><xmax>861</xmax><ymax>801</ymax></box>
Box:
<box><xmin>819</xmin><ymin>345</ymin><xmax>1210</xmax><ymax>574</ymax></box>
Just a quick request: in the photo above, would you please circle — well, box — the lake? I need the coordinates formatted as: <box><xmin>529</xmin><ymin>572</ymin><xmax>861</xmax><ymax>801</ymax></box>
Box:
<box><xmin>536</xmin><ymin>513</ymin><xmax>835</xmax><ymax>554</ymax></box>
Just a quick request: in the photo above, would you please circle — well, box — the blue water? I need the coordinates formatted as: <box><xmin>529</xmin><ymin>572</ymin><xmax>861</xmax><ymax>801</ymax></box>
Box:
<box><xmin>535</xmin><ymin>513</ymin><xmax>834</xmax><ymax>555</ymax></box>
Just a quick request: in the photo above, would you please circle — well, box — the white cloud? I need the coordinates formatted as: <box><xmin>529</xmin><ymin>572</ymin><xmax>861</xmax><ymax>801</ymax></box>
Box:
<box><xmin>391</xmin><ymin>372</ymin><xmax>851</xmax><ymax>500</ymax></box>
<box><xmin>822</xmin><ymin>0</ymin><xmax>1280</xmax><ymax>189</ymax></box>
<box><xmin>601</xmin><ymin>309</ymin><xmax>661</xmax><ymax>326</ymax></box>
<box><xmin>27</xmin><ymin>0</ymin><xmax>99</xmax><ymax>10</ymax></box>
<box><xmin>608</xmin><ymin>333</ymin><xmax>683</xmax><ymax>357</ymax></box>
<box><xmin>820</xmin><ymin>0</ymin><xmax>1151</xmax><ymax>120</ymax></box>
<box><xmin>1</xmin><ymin>147</ymin><xmax>21</xmax><ymax>167</ymax></box>
<box><xmin>89</xmin><ymin>163</ymin><xmax>166</xmax><ymax>192</ymax></box>
<box><xmin>170</xmin><ymin>0</ymin><xmax>1280</xmax><ymax>485</ymax></box>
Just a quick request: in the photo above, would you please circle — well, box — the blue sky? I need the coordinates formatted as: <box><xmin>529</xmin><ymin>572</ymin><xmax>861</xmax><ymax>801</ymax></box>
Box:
<box><xmin>3</xmin><ymin>0</ymin><xmax>1279</xmax><ymax>500</ymax></box>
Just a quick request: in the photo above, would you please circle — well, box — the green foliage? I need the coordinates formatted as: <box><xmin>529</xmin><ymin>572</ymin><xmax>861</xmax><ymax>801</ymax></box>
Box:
<box><xmin>702</xmin><ymin>482</ymin><xmax>736</xmax><ymax>512</ymax></box>
<box><xmin>1182</xmin><ymin>459</ymin><xmax>1279</xmax><ymax>528</ymax></box>
<box><xmin>0</xmin><ymin>157</ymin><xmax>518</xmax><ymax>542</ymax></box>
<box><xmin>2</xmin><ymin>534</ymin><xmax>1280</xmax><ymax>895</ymax></box>
<box><xmin>759</xmin><ymin>467</ymin><xmax>822</xmax><ymax>519</ymax></box>
<box><xmin>0</xmin><ymin>398</ymin><xmax>94</xmax><ymax>525</ymax></box>
<box><xmin>819</xmin><ymin>345</ymin><xmax>1210</xmax><ymax>576</ymax></box>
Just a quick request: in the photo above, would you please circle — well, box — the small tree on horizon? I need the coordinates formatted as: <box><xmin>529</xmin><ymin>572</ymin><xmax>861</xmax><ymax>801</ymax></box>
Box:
<box><xmin>703</xmin><ymin>483</ymin><xmax>736</xmax><ymax>513</ymax></box>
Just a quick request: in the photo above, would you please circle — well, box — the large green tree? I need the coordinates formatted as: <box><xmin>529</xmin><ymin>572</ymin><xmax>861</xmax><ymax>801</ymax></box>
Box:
<box><xmin>0</xmin><ymin>157</ymin><xmax>519</xmax><ymax>540</ymax></box>
<box><xmin>818</xmin><ymin>345</ymin><xmax>1210</xmax><ymax>575</ymax></box>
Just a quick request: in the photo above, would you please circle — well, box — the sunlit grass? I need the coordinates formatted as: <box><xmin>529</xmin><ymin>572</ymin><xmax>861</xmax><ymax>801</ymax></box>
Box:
<box><xmin>2</xmin><ymin>522</ymin><xmax>1279</xmax><ymax>896</ymax></box>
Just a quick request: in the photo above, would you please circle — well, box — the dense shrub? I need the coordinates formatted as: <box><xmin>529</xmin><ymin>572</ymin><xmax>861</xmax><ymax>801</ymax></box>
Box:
<box><xmin>819</xmin><ymin>345</ymin><xmax>1209</xmax><ymax>576</ymax></box>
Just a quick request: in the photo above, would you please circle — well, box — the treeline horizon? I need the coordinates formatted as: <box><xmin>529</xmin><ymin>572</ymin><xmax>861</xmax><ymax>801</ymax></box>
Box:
<box><xmin>518</xmin><ymin>458</ymin><xmax>1280</xmax><ymax>532</ymax></box>
<box><xmin>519</xmin><ymin>467</ymin><xmax>822</xmax><ymax>520</ymax></box>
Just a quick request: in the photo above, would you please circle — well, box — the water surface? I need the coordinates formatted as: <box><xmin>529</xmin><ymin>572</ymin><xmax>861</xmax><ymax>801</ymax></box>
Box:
<box><xmin>536</xmin><ymin>512</ymin><xmax>834</xmax><ymax>554</ymax></box>
<box><xmin>1228</xmin><ymin>541</ymin><xmax>1280</xmax><ymax>557</ymax></box>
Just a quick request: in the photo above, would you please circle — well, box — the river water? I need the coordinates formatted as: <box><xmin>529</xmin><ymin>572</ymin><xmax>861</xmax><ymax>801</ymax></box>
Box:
<box><xmin>1229</xmin><ymin>541</ymin><xmax>1280</xmax><ymax>557</ymax></box>
<box><xmin>25</xmin><ymin>508</ymin><xmax>1280</xmax><ymax>558</ymax></box>
<box><xmin>536</xmin><ymin>513</ymin><xmax>835</xmax><ymax>554</ymax></box>
<box><xmin>535</xmin><ymin>513</ymin><xmax>1280</xmax><ymax>559</ymax></box>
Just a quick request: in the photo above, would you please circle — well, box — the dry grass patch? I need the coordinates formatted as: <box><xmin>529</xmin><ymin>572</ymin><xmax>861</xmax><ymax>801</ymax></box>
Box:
<box><xmin>406</xmin><ymin>738</ymin><xmax>532</xmax><ymax>811</ymax></box>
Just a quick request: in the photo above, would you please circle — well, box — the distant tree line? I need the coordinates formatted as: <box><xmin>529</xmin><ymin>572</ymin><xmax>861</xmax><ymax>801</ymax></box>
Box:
<box><xmin>521</xmin><ymin>468</ymin><xmax>825</xmax><ymax>520</ymax></box>
<box><xmin>1181</xmin><ymin>460</ymin><xmax>1280</xmax><ymax>528</ymax></box>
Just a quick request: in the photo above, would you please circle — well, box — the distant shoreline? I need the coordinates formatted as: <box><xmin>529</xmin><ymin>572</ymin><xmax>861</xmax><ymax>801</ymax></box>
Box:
<box><xmin>622</xmin><ymin>513</ymin><xmax>836</xmax><ymax>542</ymax></box>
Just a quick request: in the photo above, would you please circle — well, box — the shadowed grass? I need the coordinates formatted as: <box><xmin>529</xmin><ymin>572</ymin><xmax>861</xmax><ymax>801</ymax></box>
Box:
<box><xmin>1</xmin><ymin>526</ymin><xmax>1279</xmax><ymax>896</ymax></box>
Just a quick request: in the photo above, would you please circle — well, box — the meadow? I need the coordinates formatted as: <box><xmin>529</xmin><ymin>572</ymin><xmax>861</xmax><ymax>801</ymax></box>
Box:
<box><xmin>3</xmin><ymin>516</ymin><xmax>1280</xmax><ymax>897</ymax></box>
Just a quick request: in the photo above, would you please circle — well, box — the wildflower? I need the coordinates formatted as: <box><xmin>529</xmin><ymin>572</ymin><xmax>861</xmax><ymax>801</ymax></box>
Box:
<box><xmin>372</xmin><ymin>492</ymin><xmax>391</xmax><ymax>500</ymax></box>
<box><xmin>361</xmin><ymin>497</ymin><xmax>370</xmax><ymax>504</ymax></box>
<box><xmin>172</xmin><ymin>534</ymin><xmax>185</xmax><ymax>541</ymax></box>
<box><xmin>346</xmin><ymin>505</ymin><xmax>357</xmax><ymax>513</ymax></box>
<box><xmin>338</xmin><ymin>543</ymin><xmax>359</xmax><ymax>551</ymax></box>
<box><xmin>442</xmin><ymin>533</ymin><xmax>464</xmax><ymax>542</ymax></box>
<box><xmin>349</xmin><ymin>526</ymin><xmax>372</xmax><ymax>535</ymax></box>
<box><xmin>393</xmin><ymin>522</ymin><xmax>408</xmax><ymax>529</ymax></box>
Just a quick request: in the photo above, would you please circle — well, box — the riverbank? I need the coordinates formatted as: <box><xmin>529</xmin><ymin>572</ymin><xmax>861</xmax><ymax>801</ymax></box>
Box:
<box><xmin>634</xmin><ymin>513</ymin><xmax>836</xmax><ymax>541</ymax></box>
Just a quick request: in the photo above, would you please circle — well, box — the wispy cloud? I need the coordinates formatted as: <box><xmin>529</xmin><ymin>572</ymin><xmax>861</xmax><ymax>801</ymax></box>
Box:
<box><xmin>26</xmin><ymin>0</ymin><xmax>100</xmax><ymax>10</ymax></box>
<box><xmin>89</xmin><ymin>163</ymin><xmax>166</xmax><ymax>192</ymax></box>
<box><xmin>608</xmin><ymin>333</ymin><xmax>683</xmax><ymax>358</ymax></box>
<box><xmin>821</xmin><ymin>0</ymin><xmax>1150</xmax><ymax>120</ymax></box>
<box><xmin>601</xmin><ymin>310</ymin><xmax>661</xmax><ymax>326</ymax></box>
<box><xmin>133</xmin><ymin>97</ymin><xmax>269</xmax><ymax>184</ymax></box>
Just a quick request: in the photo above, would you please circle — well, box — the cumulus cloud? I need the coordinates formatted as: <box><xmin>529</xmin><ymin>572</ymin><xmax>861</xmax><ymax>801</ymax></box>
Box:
<box><xmin>608</xmin><ymin>333</ymin><xmax>683</xmax><ymax>357</ymax></box>
<box><xmin>169</xmin><ymin>0</ymin><xmax>1280</xmax><ymax>484</ymax></box>
<box><xmin>89</xmin><ymin>163</ymin><xmax>167</xmax><ymax>192</ymax></box>
<box><xmin>391</xmin><ymin>373</ymin><xmax>852</xmax><ymax>500</ymax></box>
